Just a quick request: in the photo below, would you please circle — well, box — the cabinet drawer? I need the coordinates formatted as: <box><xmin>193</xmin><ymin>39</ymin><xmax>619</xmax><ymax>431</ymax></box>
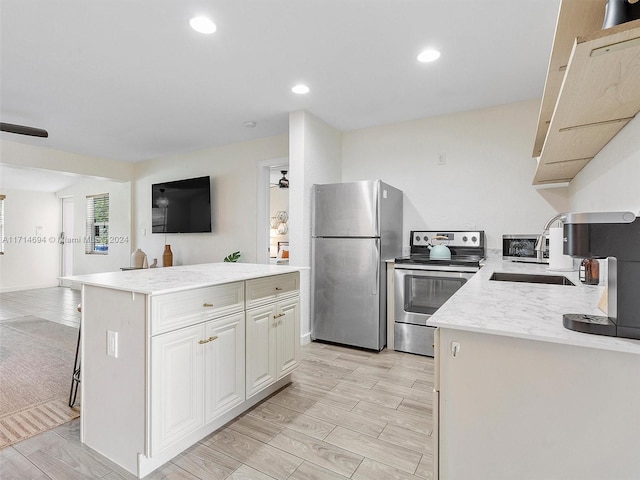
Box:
<box><xmin>246</xmin><ymin>272</ymin><xmax>299</xmax><ymax>308</ymax></box>
<box><xmin>151</xmin><ymin>282</ymin><xmax>244</xmax><ymax>335</ymax></box>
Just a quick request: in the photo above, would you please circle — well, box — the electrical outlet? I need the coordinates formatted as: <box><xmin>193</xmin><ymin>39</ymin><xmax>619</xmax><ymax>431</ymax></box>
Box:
<box><xmin>107</xmin><ymin>331</ymin><xmax>118</xmax><ymax>358</ymax></box>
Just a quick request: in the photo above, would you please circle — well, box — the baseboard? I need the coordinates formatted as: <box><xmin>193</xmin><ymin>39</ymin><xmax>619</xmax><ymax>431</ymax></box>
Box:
<box><xmin>0</xmin><ymin>282</ymin><xmax>60</xmax><ymax>293</ymax></box>
<box><xmin>300</xmin><ymin>332</ymin><xmax>311</xmax><ymax>345</ymax></box>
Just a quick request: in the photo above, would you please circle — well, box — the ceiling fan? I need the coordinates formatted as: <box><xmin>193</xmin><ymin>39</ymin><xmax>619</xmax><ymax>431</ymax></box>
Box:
<box><xmin>0</xmin><ymin>122</ymin><xmax>48</xmax><ymax>138</ymax></box>
<box><xmin>270</xmin><ymin>170</ymin><xmax>289</xmax><ymax>189</ymax></box>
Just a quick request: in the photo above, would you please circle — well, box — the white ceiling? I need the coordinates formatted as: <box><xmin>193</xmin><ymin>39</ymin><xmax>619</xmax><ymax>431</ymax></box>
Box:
<box><xmin>1</xmin><ymin>0</ymin><xmax>560</xmax><ymax>165</ymax></box>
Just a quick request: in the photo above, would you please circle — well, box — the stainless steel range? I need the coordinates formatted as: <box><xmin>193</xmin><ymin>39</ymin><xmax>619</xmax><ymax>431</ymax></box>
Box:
<box><xmin>394</xmin><ymin>230</ymin><xmax>485</xmax><ymax>356</ymax></box>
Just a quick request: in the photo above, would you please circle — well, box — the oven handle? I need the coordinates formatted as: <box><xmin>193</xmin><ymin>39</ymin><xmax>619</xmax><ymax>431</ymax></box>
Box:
<box><xmin>395</xmin><ymin>265</ymin><xmax>480</xmax><ymax>275</ymax></box>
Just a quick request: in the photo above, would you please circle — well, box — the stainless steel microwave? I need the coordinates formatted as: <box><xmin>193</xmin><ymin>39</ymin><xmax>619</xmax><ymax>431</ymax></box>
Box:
<box><xmin>502</xmin><ymin>234</ymin><xmax>549</xmax><ymax>263</ymax></box>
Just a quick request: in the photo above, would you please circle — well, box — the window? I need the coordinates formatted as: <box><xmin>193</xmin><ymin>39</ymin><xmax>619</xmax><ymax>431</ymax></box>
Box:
<box><xmin>0</xmin><ymin>195</ymin><xmax>4</xmax><ymax>255</ymax></box>
<box><xmin>86</xmin><ymin>193</ymin><xmax>109</xmax><ymax>254</ymax></box>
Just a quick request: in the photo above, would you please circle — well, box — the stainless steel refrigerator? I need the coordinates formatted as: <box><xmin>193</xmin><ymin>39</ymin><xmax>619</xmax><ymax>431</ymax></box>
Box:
<box><xmin>311</xmin><ymin>180</ymin><xmax>403</xmax><ymax>350</ymax></box>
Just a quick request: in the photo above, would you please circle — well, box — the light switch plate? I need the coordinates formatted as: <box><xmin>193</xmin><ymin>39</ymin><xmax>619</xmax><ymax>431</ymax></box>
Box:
<box><xmin>107</xmin><ymin>331</ymin><xmax>118</xmax><ymax>358</ymax></box>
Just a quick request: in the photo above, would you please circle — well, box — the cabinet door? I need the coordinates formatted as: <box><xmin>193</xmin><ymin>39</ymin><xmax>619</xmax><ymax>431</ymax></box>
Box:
<box><xmin>275</xmin><ymin>297</ymin><xmax>299</xmax><ymax>379</ymax></box>
<box><xmin>246</xmin><ymin>304</ymin><xmax>277</xmax><ymax>398</ymax></box>
<box><xmin>204</xmin><ymin>312</ymin><xmax>245</xmax><ymax>422</ymax></box>
<box><xmin>151</xmin><ymin>324</ymin><xmax>205</xmax><ymax>455</ymax></box>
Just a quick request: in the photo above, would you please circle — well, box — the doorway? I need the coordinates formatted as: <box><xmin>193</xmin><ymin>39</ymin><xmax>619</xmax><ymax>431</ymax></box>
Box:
<box><xmin>256</xmin><ymin>158</ymin><xmax>288</xmax><ymax>264</ymax></box>
<box><xmin>269</xmin><ymin>168</ymin><xmax>290</xmax><ymax>263</ymax></box>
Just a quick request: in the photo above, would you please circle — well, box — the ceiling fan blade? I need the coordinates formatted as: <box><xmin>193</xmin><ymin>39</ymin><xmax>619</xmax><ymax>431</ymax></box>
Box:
<box><xmin>0</xmin><ymin>122</ymin><xmax>48</xmax><ymax>138</ymax></box>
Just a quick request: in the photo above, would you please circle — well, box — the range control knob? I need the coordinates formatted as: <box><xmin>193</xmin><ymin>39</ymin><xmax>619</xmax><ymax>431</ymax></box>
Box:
<box><xmin>471</xmin><ymin>236</ymin><xmax>478</xmax><ymax>243</ymax></box>
<box><xmin>462</xmin><ymin>236</ymin><xmax>468</xmax><ymax>242</ymax></box>
<box><xmin>415</xmin><ymin>235</ymin><xmax>420</xmax><ymax>242</ymax></box>
<box><xmin>423</xmin><ymin>236</ymin><xmax>429</xmax><ymax>242</ymax></box>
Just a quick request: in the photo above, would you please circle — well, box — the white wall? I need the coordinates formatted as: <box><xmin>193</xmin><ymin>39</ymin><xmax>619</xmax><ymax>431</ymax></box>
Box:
<box><xmin>132</xmin><ymin>135</ymin><xmax>288</xmax><ymax>265</ymax></box>
<box><xmin>57</xmin><ymin>179</ymin><xmax>132</xmax><ymax>275</ymax></box>
<box><xmin>341</xmin><ymin>99</ymin><xmax>565</xmax><ymax>252</ymax></box>
<box><xmin>568</xmin><ymin>115</ymin><xmax>640</xmax><ymax>214</ymax></box>
<box><xmin>0</xmin><ymin>139</ymin><xmax>134</xmax><ymax>181</ymax></box>
<box><xmin>0</xmin><ymin>189</ymin><xmax>60</xmax><ymax>292</ymax></box>
<box><xmin>289</xmin><ymin>110</ymin><xmax>343</xmax><ymax>343</ymax></box>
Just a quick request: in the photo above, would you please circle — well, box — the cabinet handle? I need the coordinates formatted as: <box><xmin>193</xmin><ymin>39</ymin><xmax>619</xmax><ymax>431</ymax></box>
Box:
<box><xmin>203</xmin><ymin>303</ymin><xmax>214</xmax><ymax>307</ymax></box>
<box><xmin>199</xmin><ymin>335</ymin><xmax>218</xmax><ymax>345</ymax></box>
<box><xmin>273</xmin><ymin>313</ymin><xmax>285</xmax><ymax>319</ymax></box>
<box><xmin>275</xmin><ymin>287</ymin><xmax>283</xmax><ymax>291</ymax></box>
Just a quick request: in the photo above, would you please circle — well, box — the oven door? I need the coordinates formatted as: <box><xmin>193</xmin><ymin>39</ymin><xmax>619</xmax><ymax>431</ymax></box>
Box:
<box><xmin>393</xmin><ymin>267</ymin><xmax>475</xmax><ymax>356</ymax></box>
<box><xmin>394</xmin><ymin>267</ymin><xmax>474</xmax><ymax>326</ymax></box>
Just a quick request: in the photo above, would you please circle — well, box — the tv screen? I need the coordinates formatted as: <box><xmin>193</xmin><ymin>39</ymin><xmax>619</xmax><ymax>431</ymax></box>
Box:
<box><xmin>152</xmin><ymin>176</ymin><xmax>212</xmax><ymax>233</ymax></box>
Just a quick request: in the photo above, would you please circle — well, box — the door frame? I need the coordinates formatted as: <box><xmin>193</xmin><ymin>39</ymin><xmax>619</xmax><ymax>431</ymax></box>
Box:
<box><xmin>256</xmin><ymin>157</ymin><xmax>288</xmax><ymax>264</ymax></box>
<box><xmin>60</xmin><ymin>196</ymin><xmax>74</xmax><ymax>286</ymax></box>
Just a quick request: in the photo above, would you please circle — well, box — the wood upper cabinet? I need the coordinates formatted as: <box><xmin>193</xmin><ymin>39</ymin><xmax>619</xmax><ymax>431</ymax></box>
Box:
<box><xmin>533</xmin><ymin>0</ymin><xmax>640</xmax><ymax>185</ymax></box>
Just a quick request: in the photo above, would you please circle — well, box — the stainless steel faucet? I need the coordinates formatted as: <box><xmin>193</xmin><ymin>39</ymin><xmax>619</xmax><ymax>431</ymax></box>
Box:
<box><xmin>535</xmin><ymin>213</ymin><xmax>567</xmax><ymax>259</ymax></box>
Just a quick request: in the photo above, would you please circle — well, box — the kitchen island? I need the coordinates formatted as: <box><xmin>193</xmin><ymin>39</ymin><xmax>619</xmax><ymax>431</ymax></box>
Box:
<box><xmin>65</xmin><ymin>263</ymin><xmax>304</xmax><ymax>479</ymax></box>
<box><xmin>430</xmin><ymin>258</ymin><xmax>640</xmax><ymax>479</ymax></box>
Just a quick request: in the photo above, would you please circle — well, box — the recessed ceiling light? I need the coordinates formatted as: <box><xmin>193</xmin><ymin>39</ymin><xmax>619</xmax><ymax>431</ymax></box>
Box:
<box><xmin>243</xmin><ymin>121</ymin><xmax>257</xmax><ymax>128</ymax></box>
<box><xmin>417</xmin><ymin>48</ymin><xmax>441</xmax><ymax>63</ymax></box>
<box><xmin>189</xmin><ymin>16</ymin><xmax>217</xmax><ymax>34</ymax></box>
<box><xmin>291</xmin><ymin>84</ymin><xmax>310</xmax><ymax>95</ymax></box>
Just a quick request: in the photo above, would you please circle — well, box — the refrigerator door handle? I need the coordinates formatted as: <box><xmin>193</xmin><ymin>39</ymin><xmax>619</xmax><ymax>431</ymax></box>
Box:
<box><xmin>373</xmin><ymin>240</ymin><xmax>380</xmax><ymax>295</ymax></box>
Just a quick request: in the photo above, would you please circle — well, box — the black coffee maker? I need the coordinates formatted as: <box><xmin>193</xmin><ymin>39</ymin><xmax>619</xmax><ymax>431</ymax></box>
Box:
<box><xmin>603</xmin><ymin>0</ymin><xmax>640</xmax><ymax>29</ymax></box>
<box><xmin>562</xmin><ymin>211</ymin><xmax>640</xmax><ymax>339</ymax></box>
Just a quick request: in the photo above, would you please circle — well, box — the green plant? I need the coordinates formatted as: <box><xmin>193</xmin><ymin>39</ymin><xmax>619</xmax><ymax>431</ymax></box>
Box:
<box><xmin>223</xmin><ymin>251</ymin><xmax>241</xmax><ymax>262</ymax></box>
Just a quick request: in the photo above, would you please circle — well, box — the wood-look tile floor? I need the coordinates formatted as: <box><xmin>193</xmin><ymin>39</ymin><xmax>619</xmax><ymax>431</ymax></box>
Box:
<box><xmin>1</xmin><ymin>341</ymin><xmax>434</xmax><ymax>480</ymax></box>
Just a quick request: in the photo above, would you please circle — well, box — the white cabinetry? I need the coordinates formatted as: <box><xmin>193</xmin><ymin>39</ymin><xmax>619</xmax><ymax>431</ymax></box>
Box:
<box><xmin>79</xmin><ymin>269</ymin><xmax>301</xmax><ymax>479</ymax></box>
<box><xmin>246</xmin><ymin>273</ymin><xmax>300</xmax><ymax>398</ymax></box>
<box><xmin>205</xmin><ymin>313</ymin><xmax>245</xmax><ymax>422</ymax></box>
<box><xmin>151</xmin><ymin>310</ymin><xmax>245</xmax><ymax>456</ymax></box>
<box><xmin>434</xmin><ymin>327</ymin><xmax>640</xmax><ymax>479</ymax></box>
<box><xmin>151</xmin><ymin>323</ymin><xmax>205</xmax><ymax>455</ymax></box>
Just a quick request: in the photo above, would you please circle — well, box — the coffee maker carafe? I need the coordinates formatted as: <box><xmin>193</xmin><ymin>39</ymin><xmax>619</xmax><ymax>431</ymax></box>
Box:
<box><xmin>562</xmin><ymin>211</ymin><xmax>640</xmax><ymax>339</ymax></box>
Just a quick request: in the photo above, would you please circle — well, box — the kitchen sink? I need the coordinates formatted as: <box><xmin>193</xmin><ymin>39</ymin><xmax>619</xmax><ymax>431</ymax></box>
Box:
<box><xmin>490</xmin><ymin>272</ymin><xmax>575</xmax><ymax>286</ymax></box>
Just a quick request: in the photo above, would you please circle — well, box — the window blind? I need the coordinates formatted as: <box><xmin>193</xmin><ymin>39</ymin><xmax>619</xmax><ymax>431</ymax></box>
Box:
<box><xmin>86</xmin><ymin>193</ymin><xmax>109</xmax><ymax>254</ymax></box>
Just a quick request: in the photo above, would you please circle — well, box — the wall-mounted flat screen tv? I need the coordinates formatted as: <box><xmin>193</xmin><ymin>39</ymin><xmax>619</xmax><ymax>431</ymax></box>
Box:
<box><xmin>152</xmin><ymin>176</ymin><xmax>212</xmax><ymax>233</ymax></box>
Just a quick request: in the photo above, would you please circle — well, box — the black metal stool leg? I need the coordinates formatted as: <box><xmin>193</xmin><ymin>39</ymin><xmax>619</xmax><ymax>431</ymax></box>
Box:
<box><xmin>69</xmin><ymin>307</ymin><xmax>81</xmax><ymax>408</ymax></box>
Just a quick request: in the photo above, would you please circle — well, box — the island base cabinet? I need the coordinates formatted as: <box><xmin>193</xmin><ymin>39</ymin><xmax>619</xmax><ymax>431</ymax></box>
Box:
<box><xmin>79</xmin><ymin>271</ymin><xmax>300</xmax><ymax>479</ymax></box>
<box><xmin>151</xmin><ymin>312</ymin><xmax>245</xmax><ymax>456</ymax></box>
<box><xmin>435</xmin><ymin>328</ymin><xmax>640</xmax><ymax>480</ymax></box>
<box><xmin>205</xmin><ymin>312</ymin><xmax>245</xmax><ymax>422</ymax></box>
<box><xmin>246</xmin><ymin>296</ymin><xmax>300</xmax><ymax>398</ymax></box>
<box><xmin>81</xmin><ymin>286</ymin><xmax>146</xmax><ymax>477</ymax></box>
<box><xmin>276</xmin><ymin>297</ymin><xmax>299</xmax><ymax>377</ymax></box>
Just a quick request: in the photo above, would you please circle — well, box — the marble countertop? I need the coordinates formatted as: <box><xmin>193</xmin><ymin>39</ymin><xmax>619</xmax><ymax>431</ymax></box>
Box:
<box><xmin>429</xmin><ymin>258</ymin><xmax>640</xmax><ymax>355</ymax></box>
<box><xmin>62</xmin><ymin>263</ymin><xmax>306</xmax><ymax>296</ymax></box>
